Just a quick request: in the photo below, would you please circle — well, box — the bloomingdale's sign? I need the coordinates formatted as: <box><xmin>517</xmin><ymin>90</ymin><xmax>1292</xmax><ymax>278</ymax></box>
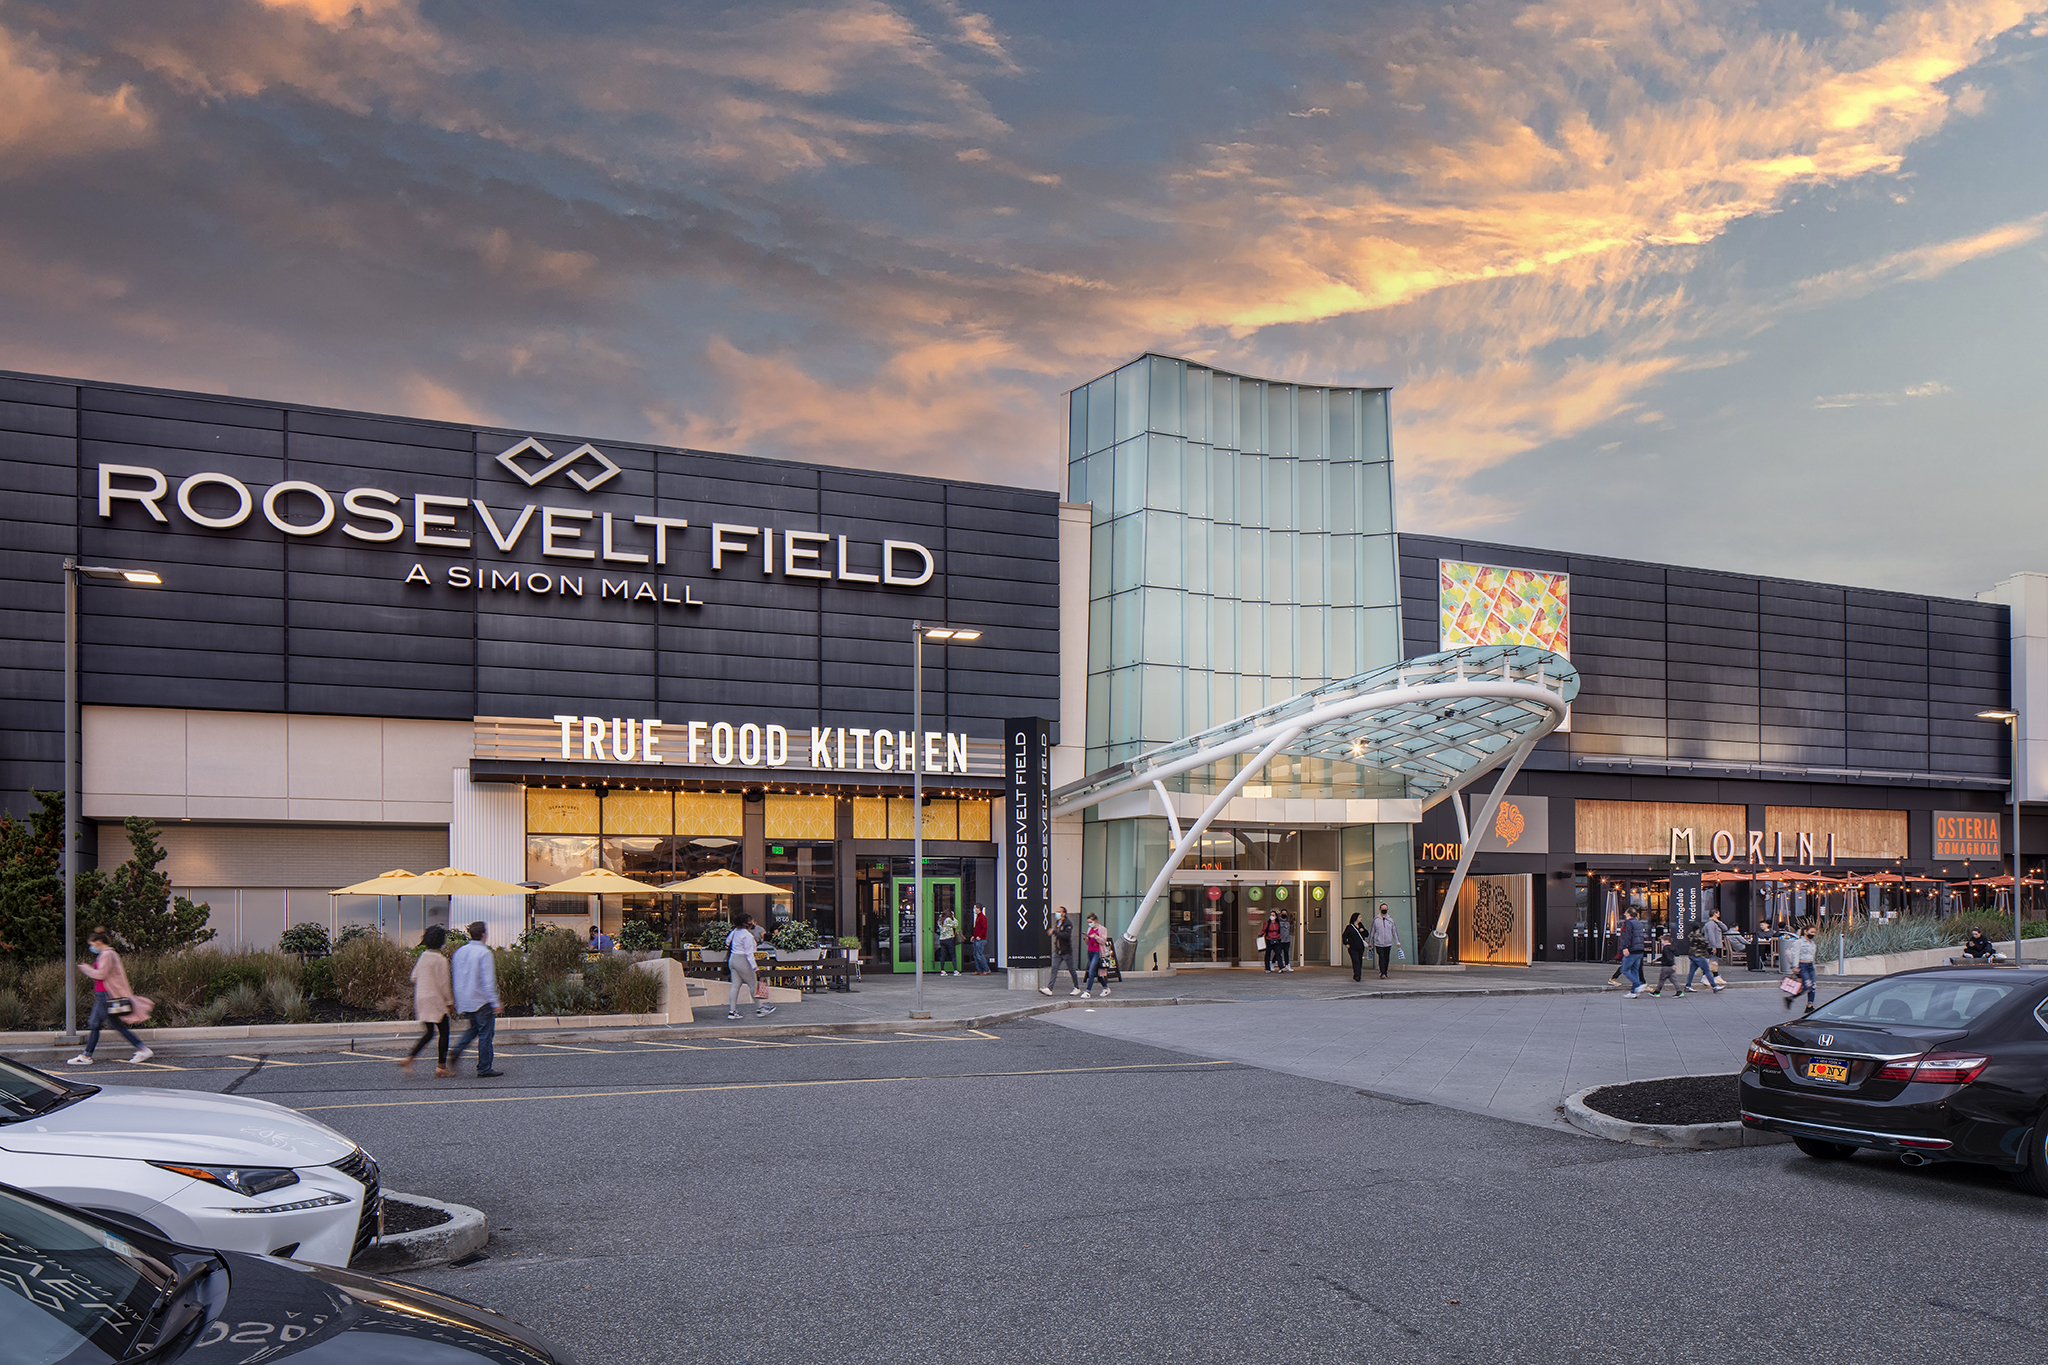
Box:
<box><xmin>93</xmin><ymin>438</ymin><xmax>938</xmax><ymax>611</ymax></box>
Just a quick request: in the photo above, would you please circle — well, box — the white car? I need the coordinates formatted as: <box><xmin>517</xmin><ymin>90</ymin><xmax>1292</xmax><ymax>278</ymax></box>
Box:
<box><xmin>0</xmin><ymin>1052</ymin><xmax>379</xmax><ymax>1266</ymax></box>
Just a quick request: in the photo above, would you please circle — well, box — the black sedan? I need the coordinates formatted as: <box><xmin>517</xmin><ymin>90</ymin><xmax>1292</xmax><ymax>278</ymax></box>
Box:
<box><xmin>1741</xmin><ymin>965</ymin><xmax>2048</xmax><ymax>1190</ymax></box>
<box><xmin>0</xmin><ymin>1180</ymin><xmax>573</xmax><ymax>1364</ymax></box>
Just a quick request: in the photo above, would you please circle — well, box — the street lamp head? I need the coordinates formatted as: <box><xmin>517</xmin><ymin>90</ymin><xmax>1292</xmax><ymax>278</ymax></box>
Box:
<box><xmin>1978</xmin><ymin>710</ymin><xmax>2019</xmax><ymax>722</ymax></box>
<box><xmin>916</xmin><ymin>624</ymin><xmax>982</xmax><ymax>643</ymax></box>
<box><xmin>76</xmin><ymin>564</ymin><xmax>162</xmax><ymax>585</ymax></box>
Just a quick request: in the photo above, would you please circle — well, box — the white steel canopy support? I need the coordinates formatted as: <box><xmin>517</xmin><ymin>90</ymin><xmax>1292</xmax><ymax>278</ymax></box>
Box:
<box><xmin>1118</xmin><ymin>724</ymin><xmax>1307</xmax><ymax>955</ymax></box>
<box><xmin>1424</xmin><ymin>735</ymin><xmax>1539</xmax><ymax>963</ymax></box>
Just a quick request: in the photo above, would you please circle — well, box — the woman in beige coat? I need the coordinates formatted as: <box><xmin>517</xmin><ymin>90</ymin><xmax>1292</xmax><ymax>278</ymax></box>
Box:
<box><xmin>401</xmin><ymin>924</ymin><xmax>455</xmax><ymax>1076</ymax></box>
<box><xmin>67</xmin><ymin>928</ymin><xmax>153</xmax><ymax>1066</ymax></box>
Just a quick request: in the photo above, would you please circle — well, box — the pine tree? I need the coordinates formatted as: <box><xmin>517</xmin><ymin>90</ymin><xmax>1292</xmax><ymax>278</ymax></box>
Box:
<box><xmin>0</xmin><ymin>789</ymin><xmax>65</xmax><ymax>960</ymax></box>
<box><xmin>79</xmin><ymin>817</ymin><xmax>216</xmax><ymax>956</ymax></box>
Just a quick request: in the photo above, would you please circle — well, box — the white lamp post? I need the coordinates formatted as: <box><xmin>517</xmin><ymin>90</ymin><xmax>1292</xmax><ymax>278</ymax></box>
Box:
<box><xmin>62</xmin><ymin>559</ymin><xmax>163</xmax><ymax>1040</ymax></box>
<box><xmin>1979</xmin><ymin>708</ymin><xmax>2023</xmax><ymax>966</ymax></box>
<box><xmin>909</xmin><ymin>621</ymin><xmax>981</xmax><ymax>1019</ymax></box>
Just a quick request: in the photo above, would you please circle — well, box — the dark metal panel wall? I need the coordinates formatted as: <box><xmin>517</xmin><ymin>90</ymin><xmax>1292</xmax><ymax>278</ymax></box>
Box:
<box><xmin>1399</xmin><ymin>534</ymin><xmax>2010</xmax><ymax>782</ymax></box>
<box><xmin>0</xmin><ymin>371</ymin><xmax>1060</xmax><ymax>815</ymax></box>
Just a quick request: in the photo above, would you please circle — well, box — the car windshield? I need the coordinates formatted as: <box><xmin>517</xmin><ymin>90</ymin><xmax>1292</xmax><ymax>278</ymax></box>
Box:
<box><xmin>0</xmin><ymin>1055</ymin><xmax>82</xmax><ymax>1121</ymax></box>
<box><xmin>1809</xmin><ymin>976</ymin><xmax>2018</xmax><ymax>1028</ymax></box>
<box><xmin>0</xmin><ymin>1187</ymin><xmax>168</xmax><ymax>1365</ymax></box>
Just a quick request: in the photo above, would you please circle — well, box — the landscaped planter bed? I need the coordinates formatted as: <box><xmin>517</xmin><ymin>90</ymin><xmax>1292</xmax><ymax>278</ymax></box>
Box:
<box><xmin>1563</xmin><ymin>1073</ymin><xmax>1790</xmax><ymax>1150</ymax></box>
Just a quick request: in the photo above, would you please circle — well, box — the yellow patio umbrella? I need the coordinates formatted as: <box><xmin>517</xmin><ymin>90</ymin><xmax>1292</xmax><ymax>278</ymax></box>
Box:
<box><xmin>535</xmin><ymin>868</ymin><xmax>659</xmax><ymax>896</ymax></box>
<box><xmin>329</xmin><ymin>868</ymin><xmax>420</xmax><ymax>895</ymax></box>
<box><xmin>659</xmin><ymin>868</ymin><xmax>791</xmax><ymax>898</ymax></box>
<box><xmin>402</xmin><ymin>867</ymin><xmax>531</xmax><ymax>897</ymax></box>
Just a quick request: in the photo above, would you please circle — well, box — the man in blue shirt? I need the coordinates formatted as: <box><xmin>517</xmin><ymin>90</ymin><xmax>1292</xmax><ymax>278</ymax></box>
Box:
<box><xmin>448</xmin><ymin>920</ymin><xmax>504</xmax><ymax>1078</ymax></box>
<box><xmin>588</xmin><ymin>924</ymin><xmax>615</xmax><ymax>953</ymax></box>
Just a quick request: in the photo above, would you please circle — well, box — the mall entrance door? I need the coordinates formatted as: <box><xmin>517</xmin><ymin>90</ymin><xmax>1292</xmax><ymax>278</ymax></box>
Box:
<box><xmin>888</xmin><ymin>876</ymin><xmax>961</xmax><ymax>972</ymax></box>
<box><xmin>1167</xmin><ymin>884</ymin><xmax>1241</xmax><ymax>965</ymax></box>
<box><xmin>1302</xmin><ymin>880</ymin><xmax>1332</xmax><ymax>965</ymax></box>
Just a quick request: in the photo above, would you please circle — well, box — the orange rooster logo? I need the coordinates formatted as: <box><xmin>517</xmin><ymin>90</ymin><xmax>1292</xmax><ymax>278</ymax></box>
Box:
<box><xmin>1495</xmin><ymin>801</ymin><xmax>1526</xmax><ymax>847</ymax></box>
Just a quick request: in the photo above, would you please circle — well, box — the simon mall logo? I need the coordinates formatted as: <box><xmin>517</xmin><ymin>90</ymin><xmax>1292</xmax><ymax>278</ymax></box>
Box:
<box><xmin>495</xmin><ymin>437</ymin><xmax>623</xmax><ymax>491</ymax></box>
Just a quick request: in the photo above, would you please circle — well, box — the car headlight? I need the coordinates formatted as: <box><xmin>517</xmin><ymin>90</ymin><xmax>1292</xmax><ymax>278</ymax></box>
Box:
<box><xmin>148</xmin><ymin>1161</ymin><xmax>302</xmax><ymax>1197</ymax></box>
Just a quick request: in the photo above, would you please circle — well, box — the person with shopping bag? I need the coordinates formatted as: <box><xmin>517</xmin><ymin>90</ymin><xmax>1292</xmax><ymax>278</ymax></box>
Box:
<box><xmin>1081</xmin><ymin>913</ymin><xmax>1113</xmax><ymax>998</ymax></box>
<box><xmin>67</xmin><ymin>928</ymin><xmax>152</xmax><ymax>1066</ymax></box>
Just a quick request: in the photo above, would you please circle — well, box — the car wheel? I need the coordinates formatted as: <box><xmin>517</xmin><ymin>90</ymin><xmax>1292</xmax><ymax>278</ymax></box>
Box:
<box><xmin>1792</xmin><ymin>1136</ymin><xmax>1858</xmax><ymax>1160</ymax></box>
<box><xmin>2016</xmin><ymin>1114</ymin><xmax>2048</xmax><ymax>1197</ymax></box>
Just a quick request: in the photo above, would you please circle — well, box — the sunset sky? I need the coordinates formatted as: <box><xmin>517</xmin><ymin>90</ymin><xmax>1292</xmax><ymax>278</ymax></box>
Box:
<box><xmin>3</xmin><ymin>0</ymin><xmax>2043</xmax><ymax>596</ymax></box>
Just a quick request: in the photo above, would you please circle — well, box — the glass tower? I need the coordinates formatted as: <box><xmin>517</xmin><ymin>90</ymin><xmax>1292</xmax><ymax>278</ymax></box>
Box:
<box><xmin>1066</xmin><ymin>355</ymin><xmax>1415</xmax><ymax>961</ymax></box>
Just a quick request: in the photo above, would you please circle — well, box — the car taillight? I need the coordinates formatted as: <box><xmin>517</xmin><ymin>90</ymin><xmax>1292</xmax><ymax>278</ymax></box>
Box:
<box><xmin>1872</xmin><ymin>1053</ymin><xmax>1989</xmax><ymax>1084</ymax></box>
<box><xmin>1746</xmin><ymin>1042</ymin><xmax>1780</xmax><ymax>1070</ymax></box>
<box><xmin>1911</xmin><ymin>1053</ymin><xmax>1990</xmax><ymax>1085</ymax></box>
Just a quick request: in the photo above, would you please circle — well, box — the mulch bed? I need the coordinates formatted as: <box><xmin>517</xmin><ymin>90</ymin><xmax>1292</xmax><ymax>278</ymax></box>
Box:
<box><xmin>1583</xmin><ymin>1073</ymin><xmax>1741</xmax><ymax>1126</ymax></box>
<box><xmin>379</xmin><ymin>1198</ymin><xmax>453</xmax><ymax>1236</ymax></box>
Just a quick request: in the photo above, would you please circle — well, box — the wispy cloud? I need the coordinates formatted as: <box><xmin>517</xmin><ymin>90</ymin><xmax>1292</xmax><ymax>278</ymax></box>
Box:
<box><xmin>0</xmin><ymin>0</ymin><xmax>2039</xmax><ymax>516</ymax></box>
<box><xmin>1813</xmin><ymin>379</ymin><xmax>1953</xmax><ymax>408</ymax></box>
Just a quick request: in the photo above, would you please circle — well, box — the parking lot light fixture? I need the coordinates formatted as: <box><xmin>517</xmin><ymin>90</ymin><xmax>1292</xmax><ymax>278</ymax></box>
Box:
<box><xmin>910</xmin><ymin>622</ymin><xmax>983</xmax><ymax>1018</ymax></box>
<box><xmin>63</xmin><ymin>559</ymin><xmax>162</xmax><ymax>1040</ymax></box>
<box><xmin>1979</xmin><ymin>709</ymin><xmax>2023</xmax><ymax>966</ymax></box>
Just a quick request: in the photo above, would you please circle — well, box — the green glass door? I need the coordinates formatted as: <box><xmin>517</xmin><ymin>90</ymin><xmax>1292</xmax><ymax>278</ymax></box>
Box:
<box><xmin>888</xmin><ymin>876</ymin><xmax>962</xmax><ymax>972</ymax></box>
<box><xmin>1304</xmin><ymin>881</ymin><xmax>1331</xmax><ymax>965</ymax></box>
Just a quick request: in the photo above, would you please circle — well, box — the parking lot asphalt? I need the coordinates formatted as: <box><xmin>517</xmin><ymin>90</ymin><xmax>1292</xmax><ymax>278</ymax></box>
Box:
<box><xmin>57</xmin><ymin>1022</ymin><xmax>2048</xmax><ymax>1364</ymax></box>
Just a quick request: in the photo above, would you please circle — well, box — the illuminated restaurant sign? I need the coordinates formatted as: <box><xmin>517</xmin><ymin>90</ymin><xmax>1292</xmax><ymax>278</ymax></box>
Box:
<box><xmin>1933</xmin><ymin>811</ymin><xmax>2002</xmax><ymax>862</ymax></box>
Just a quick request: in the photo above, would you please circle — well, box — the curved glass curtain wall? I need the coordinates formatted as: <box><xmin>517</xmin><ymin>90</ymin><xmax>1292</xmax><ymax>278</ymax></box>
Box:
<box><xmin>1066</xmin><ymin>354</ymin><xmax>1414</xmax><ymax>961</ymax></box>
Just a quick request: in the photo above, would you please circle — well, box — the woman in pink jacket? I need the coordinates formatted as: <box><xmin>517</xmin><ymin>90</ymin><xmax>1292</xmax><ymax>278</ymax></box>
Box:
<box><xmin>401</xmin><ymin>924</ymin><xmax>455</xmax><ymax>1077</ymax></box>
<box><xmin>67</xmin><ymin>928</ymin><xmax>153</xmax><ymax>1066</ymax></box>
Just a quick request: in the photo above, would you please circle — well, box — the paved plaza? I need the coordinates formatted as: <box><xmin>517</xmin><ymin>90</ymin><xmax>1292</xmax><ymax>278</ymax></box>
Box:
<box><xmin>1049</xmin><ymin>974</ymin><xmax>1854</xmax><ymax>1128</ymax></box>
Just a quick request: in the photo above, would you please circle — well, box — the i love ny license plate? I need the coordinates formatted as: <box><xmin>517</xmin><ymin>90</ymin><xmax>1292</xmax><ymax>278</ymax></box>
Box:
<box><xmin>1807</xmin><ymin>1060</ymin><xmax>1849</xmax><ymax>1083</ymax></box>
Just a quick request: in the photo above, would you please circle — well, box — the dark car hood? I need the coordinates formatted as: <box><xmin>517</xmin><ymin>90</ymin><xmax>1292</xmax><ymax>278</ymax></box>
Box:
<box><xmin>1766</xmin><ymin>1020</ymin><xmax>1968</xmax><ymax>1054</ymax></box>
<box><xmin>173</xmin><ymin>1251</ymin><xmax>570</xmax><ymax>1364</ymax></box>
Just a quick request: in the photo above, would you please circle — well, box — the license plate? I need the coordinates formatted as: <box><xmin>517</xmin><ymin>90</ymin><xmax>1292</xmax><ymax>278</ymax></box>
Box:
<box><xmin>1808</xmin><ymin>1060</ymin><xmax>1849</xmax><ymax>1083</ymax></box>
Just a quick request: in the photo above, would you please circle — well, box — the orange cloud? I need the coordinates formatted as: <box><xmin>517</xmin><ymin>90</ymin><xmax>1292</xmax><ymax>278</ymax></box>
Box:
<box><xmin>0</xmin><ymin>24</ymin><xmax>152</xmax><ymax>171</ymax></box>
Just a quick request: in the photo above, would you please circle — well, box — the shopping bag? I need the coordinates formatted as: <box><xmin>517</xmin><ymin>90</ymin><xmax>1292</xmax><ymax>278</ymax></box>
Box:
<box><xmin>1778</xmin><ymin>974</ymin><xmax>1802</xmax><ymax>996</ymax></box>
<box><xmin>1254</xmin><ymin>936</ymin><xmax>1266</xmax><ymax>951</ymax></box>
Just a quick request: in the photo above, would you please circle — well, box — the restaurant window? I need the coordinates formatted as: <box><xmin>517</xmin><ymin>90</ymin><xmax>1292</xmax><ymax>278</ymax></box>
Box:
<box><xmin>765</xmin><ymin>841</ymin><xmax>836</xmax><ymax>938</ymax></box>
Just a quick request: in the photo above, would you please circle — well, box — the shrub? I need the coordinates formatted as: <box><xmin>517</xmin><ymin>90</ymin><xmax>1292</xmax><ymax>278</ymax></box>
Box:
<box><xmin>206</xmin><ymin>959</ymin><xmax>268</xmax><ymax>1005</ymax></box>
<box><xmin>20</xmin><ymin>959</ymin><xmax>62</xmax><ymax>1027</ymax></box>
<box><xmin>535</xmin><ymin>978</ymin><xmax>597</xmax><ymax>1017</ymax></box>
<box><xmin>444</xmin><ymin>926</ymin><xmax>469</xmax><ymax>949</ymax></box>
<box><xmin>771</xmin><ymin>922</ymin><xmax>817</xmax><ymax>952</ymax></box>
<box><xmin>279</xmin><ymin>922</ymin><xmax>332</xmax><ymax>957</ymax></box>
<box><xmin>335</xmin><ymin>924</ymin><xmax>379</xmax><ymax>950</ymax></box>
<box><xmin>837</xmin><ymin>936</ymin><xmax>860</xmax><ymax>949</ymax></box>
<box><xmin>129</xmin><ymin>949</ymin><xmax>224</xmax><ymax>1021</ymax></box>
<box><xmin>493</xmin><ymin>947</ymin><xmax>532</xmax><ymax>1011</ymax></box>
<box><xmin>300</xmin><ymin>957</ymin><xmax>335</xmax><ymax>1001</ymax></box>
<box><xmin>524</xmin><ymin>925</ymin><xmax>582</xmax><ymax>982</ymax></box>
<box><xmin>188</xmin><ymin>998</ymin><xmax>229</xmax><ymax>1027</ymax></box>
<box><xmin>0</xmin><ymin>987</ymin><xmax>25</xmax><ymax>1030</ymax></box>
<box><xmin>218</xmin><ymin>982</ymin><xmax>264</xmax><ymax>1019</ymax></box>
<box><xmin>583</xmin><ymin>955</ymin><xmax>630</xmax><ymax>997</ymax></box>
<box><xmin>612</xmin><ymin>968</ymin><xmax>661</xmax><ymax>1015</ymax></box>
<box><xmin>264</xmin><ymin>974</ymin><xmax>309</xmax><ymax>1022</ymax></box>
<box><xmin>697</xmin><ymin>919</ymin><xmax>734</xmax><ymax>950</ymax></box>
<box><xmin>331</xmin><ymin>934</ymin><xmax>412</xmax><ymax>1011</ymax></box>
<box><xmin>0</xmin><ymin>790</ymin><xmax>64</xmax><ymax>962</ymax></box>
<box><xmin>617</xmin><ymin>919</ymin><xmax>661</xmax><ymax>953</ymax></box>
<box><xmin>2027</xmin><ymin>922</ymin><xmax>2048</xmax><ymax>940</ymax></box>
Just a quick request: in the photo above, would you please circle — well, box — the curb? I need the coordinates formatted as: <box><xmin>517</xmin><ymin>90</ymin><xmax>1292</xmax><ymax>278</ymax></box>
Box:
<box><xmin>353</xmin><ymin>1192</ymin><xmax>488</xmax><ymax>1272</ymax></box>
<box><xmin>1561</xmin><ymin>1076</ymin><xmax>1790</xmax><ymax>1150</ymax></box>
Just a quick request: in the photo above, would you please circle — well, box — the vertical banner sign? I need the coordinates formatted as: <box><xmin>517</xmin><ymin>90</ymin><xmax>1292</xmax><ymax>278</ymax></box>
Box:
<box><xmin>1006</xmin><ymin>717</ymin><xmax>1052</xmax><ymax>968</ymax></box>
<box><xmin>1455</xmin><ymin>875</ymin><xmax>1533</xmax><ymax>965</ymax></box>
<box><xmin>1669</xmin><ymin>870</ymin><xmax>1702</xmax><ymax>943</ymax></box>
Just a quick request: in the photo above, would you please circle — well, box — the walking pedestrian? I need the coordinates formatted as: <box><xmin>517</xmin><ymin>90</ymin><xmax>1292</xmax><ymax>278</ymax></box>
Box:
<box><xmin>447</xmin><ymin>921</ymin><xmax>504</xmax><ymax>1078</ymax></box>
<box><xmin>66</xmin><ymin>928</ymin><xmax>152</xmax><ymax>1066</ymax></box>
<box><xmin>1278</xmin><ymin>912</ymin><xmax>1295</xmax><ymax>971</ymax></box>
<box><xmin>1343</xmin><ymin>912</ymin><xmax>1369</xmax><ymax>981</ymax></box>
<box><xmin>970</xmin><ymin>904</ymin><xmax>991</xmax><ymax>974</ymax></box>
<box><xmin>1081</xmin><ymin>914</ymin><xmax>1113</xmax><ymax>998</ymax></box>
<box><xmin>724</xmin><ymin>913</ymin><xmax>776</xmax><ymax>1019</ymax></box>
<box><xmin>401</xmin><ymin>925</ymin><xmax>453</xmax><ymax>1077</ymax></box>
<box><xmin>1039</xmin><ymin>907</ymin><xmax>1082</xmax><ymax>995</ymax></box>
<box><xmin>1648</xmin><ymin>936</ymin><xmax>1686</xmax><ymax>997</ymax></box>
<box><xmin>1370</xmin><ymin>904</ymin><xmax>1401</xmax><ymax>979</ymax></box>
<box><xmin>937</xmin><ymin>908</ymin><xmax>961</xmax><ymax>976</ymax></box>
<box><xmin>1784</xmin><ymin>925</ymin><xmax>1818</xmax><ymax>1012</ymax></box>
<box><xmin>1618</xmin><ymin>910</ymin><xmax>1649</xmax><ymax>997</ymax></box>
<box><xmin>1262</xmin><ymin>912</ymin><xmax>1282</xmax><ymax>971</ymax></box>
<box><xmin>1684</xmin><ymin>921</ymin><xmax>1723</xmax><ymax>993</ymax></box>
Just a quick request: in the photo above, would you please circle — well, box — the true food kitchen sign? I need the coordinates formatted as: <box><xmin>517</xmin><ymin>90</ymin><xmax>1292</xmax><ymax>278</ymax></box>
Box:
<box><xmin>93</xmin><ymin>437</ymin><xmax>938</xmax><ymax>612</ymax></box>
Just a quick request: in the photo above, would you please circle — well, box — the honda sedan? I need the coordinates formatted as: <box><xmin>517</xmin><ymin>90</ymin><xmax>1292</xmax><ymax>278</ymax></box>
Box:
<box><xmin>1740</xmin><ymin>965</ymin><xmax>2048</xmax><ymax>1191</ymax></box>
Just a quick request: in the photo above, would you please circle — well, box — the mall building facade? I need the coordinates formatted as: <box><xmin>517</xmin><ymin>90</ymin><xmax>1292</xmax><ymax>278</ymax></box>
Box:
<box><xmin>4</xmin><ymin>357</ymin><xmax>2044</xmax><ymax>971</ymax></box>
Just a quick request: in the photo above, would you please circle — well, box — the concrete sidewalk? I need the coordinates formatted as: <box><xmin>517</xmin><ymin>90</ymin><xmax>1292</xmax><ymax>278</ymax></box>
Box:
<box><xmin>1048</xmin><ymin>977</ymin><xmax>1858</xmax><ymax>1134</ymax></box>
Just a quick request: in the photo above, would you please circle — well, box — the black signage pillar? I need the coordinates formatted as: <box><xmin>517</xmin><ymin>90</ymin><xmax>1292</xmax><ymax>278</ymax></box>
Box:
<box><xmin>1006</xmin><ymin>717</ymin><xmax>1052</xmax><ymax>968</ymax></box>
<box><xmin>1669</xmin><ymin>869</ymin><xmax>1702</xmax><ymax>942</ymax></box>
